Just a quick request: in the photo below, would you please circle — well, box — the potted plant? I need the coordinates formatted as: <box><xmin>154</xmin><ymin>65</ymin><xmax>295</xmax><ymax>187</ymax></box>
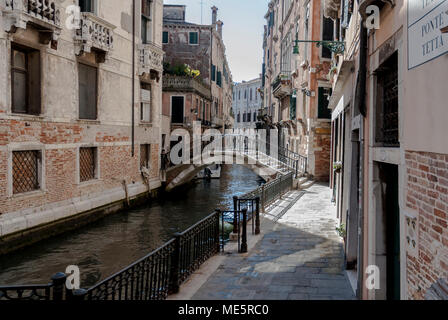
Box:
<box><xmin>336</xmin><ymin>224</ymin><xmax>347</xmax><ymax>240</ymax></box>
<box><xmin>333</xmin><ymin>161</ymin><xmax>342</xmax><ymax>173</ymax></box>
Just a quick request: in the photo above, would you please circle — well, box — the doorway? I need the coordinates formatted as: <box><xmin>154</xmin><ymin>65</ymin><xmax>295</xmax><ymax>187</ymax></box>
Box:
<box><xmin>375</xmin><ymin>162</ymin><xmax>400</xmax><ymax>300</ymax></box>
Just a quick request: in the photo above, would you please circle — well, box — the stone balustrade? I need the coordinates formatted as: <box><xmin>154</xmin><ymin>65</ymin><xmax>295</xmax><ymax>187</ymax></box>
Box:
<box><xmin>2</xmin><ymin>0</ymin><xmax>61</xmax><ymax>42</ymax></box>
<box><xmin>163</xmin><ymin>75</ymin><xmax>211</xmax><ymax>100</ymax></box>
<box><xmin>75</xmin><ymin>12</ymin><xmax>115</xmax><ymax>57</ymax></box>
<box><xmin>139</xmin><ymin>42</ymin><xmax>164</xmax><ymax>75</ymax></box>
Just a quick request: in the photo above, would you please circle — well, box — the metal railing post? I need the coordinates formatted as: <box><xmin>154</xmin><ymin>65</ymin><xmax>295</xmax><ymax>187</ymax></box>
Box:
<box><xmin>240</xmin><ymin>208</ymin><xmax>248</xmax><ymax>253</ymax></box>
<box><xmin>70</xmin><ymin>288</ymin><xmax>88</xmax><ymax>301</ymax></box>
<box><xmin>261</xmin><ymin>184</ymin><xmax>266</xmax><ymax>213</ymax></box>
<box><xmin>51</xmin><ymin>272</ymin><xmax>67</xmax><ymax>301</ymax></box>
<box><xmin>255</xmin><ymin>197</ymin><xmax>261</xmax><ymax>235</ymax></box>
<box><xmin>215</xmin><ymin>210</ymin><xmax>221</xmax><ymax>253</ymax></box>
<box><xmin>279</xmin><ymin>175</ymin><xmax>283</xmax><ymax>200</ymax></box>
<box><xmin>169</xmin><ymin>233</ymin><xmax>182</xmax><ymax>294</ymax></box>
<box><xmin>232</xmin><ymin>196</ymin><xmax>239</xmax><ymax>235</ymax></box>
<box><xmin>295</xmin><ymin>159</ymin><xmax>299</xmax><ymax>178</ymax></box>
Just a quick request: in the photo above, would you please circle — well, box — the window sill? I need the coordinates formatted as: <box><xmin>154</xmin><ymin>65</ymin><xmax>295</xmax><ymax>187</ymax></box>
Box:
<box><xmin>78</xmin><ymin>179</ymin><xmax>102</xmax><ymax>187</ymax></box>
<box><xmin>139</xmin><ymin>121</ymin><xmax>153</xmax><ymax>127</ymax></box>
<box><xmin>7</xmin><ymin>113</ymin><xmax>45</xmax><ymax>121</ymax></box>
<box><xmin>77</xmin><ymin>119</ymin><xmax>101</xmax><ymax>125</ymax></box>
<box><xmin>10</xmin><ymin>189</ymin><xmax>46</xmax><ymax>200</ymax></box>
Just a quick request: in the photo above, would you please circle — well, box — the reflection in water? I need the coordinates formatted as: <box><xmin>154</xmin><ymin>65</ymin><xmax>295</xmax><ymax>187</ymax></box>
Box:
<box><xmin>0</xmin><ymin>165</ymin><xmax>263</xmax><ymax>287</ymax></box>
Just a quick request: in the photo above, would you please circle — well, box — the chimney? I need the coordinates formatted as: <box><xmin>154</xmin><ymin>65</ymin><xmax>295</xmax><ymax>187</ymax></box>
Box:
<box><xmin>217</xmin><ymin>20</ymin><xmax>223</xmax><ymax>38</ymax></box>
<box><xmin>211</xmin><ymin>6</ymin><xmax>218</xmax><ymax>25</ymax></box>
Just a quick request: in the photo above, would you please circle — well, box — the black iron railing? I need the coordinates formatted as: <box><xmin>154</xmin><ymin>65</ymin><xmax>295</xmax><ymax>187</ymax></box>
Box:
<box><xmin>0</xmin><ymin>172</ymin><xmax>293</xmax><ymax>301</ymax></box>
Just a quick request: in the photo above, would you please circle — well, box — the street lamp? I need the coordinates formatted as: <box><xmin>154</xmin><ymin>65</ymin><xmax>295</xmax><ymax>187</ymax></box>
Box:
<box><xmin>292</xmin><ymin>32</ymin><xmax>345</xmax><ymax>55</ymax></box>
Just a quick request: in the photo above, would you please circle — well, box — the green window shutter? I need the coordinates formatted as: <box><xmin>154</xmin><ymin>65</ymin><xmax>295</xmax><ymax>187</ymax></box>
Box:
<box><xmin>189</xmin><ymin>32</ymin><xmax>198</xmax><ymax>44</ymax></box>
<box><xmin>317</xmin><ymin>87</ymin><xmax>332</xmax><ymax>119</ymax></box>
<box><xmin>211</xmin><ymin>65</ymin><xmax>216</xmax><ymax>81</ymax></box>
<box><xmin>290</xmin><ymin>94</ymin><xmax>296</xmax><ymax>120</ymax></box>
<box><xmin>217</xmin><ymin>71</ymin><xmax>222</xmax><ymax>87</ymax></box>
<box><xmin>162</xmin><ymin>31</ymin><xmax>169</xmax><ymax>44</ymax></box>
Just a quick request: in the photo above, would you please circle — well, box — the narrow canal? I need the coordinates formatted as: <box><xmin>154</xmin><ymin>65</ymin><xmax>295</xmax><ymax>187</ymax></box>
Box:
<box><xmin>0</xmin><ymin>165</ymin><xmax>263</xmax><ymax>288</ymax></box>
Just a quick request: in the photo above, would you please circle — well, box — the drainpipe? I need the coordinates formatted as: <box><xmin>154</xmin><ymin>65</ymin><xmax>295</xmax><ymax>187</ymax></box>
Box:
<box><xmin>356</xmin><ymin>23</ymin><xmax>368</xmax><ymax>299</ymax></box>
<box><xmin>131</xmin><ymin>0</ymin><xmax>136</xmax><ymax>157</ymax></box>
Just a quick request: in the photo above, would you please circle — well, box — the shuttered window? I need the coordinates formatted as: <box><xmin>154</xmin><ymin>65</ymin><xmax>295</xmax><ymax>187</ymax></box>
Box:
<box><xmin>211</xmin><ymin>64</ymin><xmax>216</xmax><ymax>81</ymax></box>
<box><xmin>162</xmin><ymin>31</ymin><xmax>169</xmax><ymax>44</ymax></box>
<box><xmin>78</xmin><ymin>63</ymin><xmax>97</xmax><ymax>120</ymax></box>
<box><xmin>11</xmin><ymin>46</ymin><xmax>41</xmax><ymax>115</ymax></box>
<box><xmin>189</xmin><ymin>32</ymin><xmax>198</xmax><ymax>45</ymax></box>
<box><xmin>217</xmin><ymin>71</ymin><xmax>222</xmax><ymax>87</ymax></box>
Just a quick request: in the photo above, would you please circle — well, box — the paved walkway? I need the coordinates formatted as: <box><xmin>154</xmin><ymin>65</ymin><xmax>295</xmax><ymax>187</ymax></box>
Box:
<box><xmin>191</xmin><ymin>183</ymin><xmax>356</xmax><ymax>300</ymax></box>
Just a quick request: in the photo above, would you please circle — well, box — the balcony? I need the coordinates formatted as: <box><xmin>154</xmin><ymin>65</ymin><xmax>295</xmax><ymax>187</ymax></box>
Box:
<box><xmin>74</xmin><ymin>12</ymin><xmax>115</xmax><ymax>62</ymax></box>
<box><xmin>359</xmin><ymin>0</ymin><xmax>395</xmax><ymax>19</ymax></box>
<box><xmin>211</xmin><ymin>116</ymin><xmax>223</xmax><ymax>128</ymax></box>
<box><xmin>272</xmin><ymin>72</ymin><xmax>292</xmax><ymax>99</ymax></box>
<box><xmin>163</xmin><ymin>75</ymin><xmax>211</xmax><ymax>100</ymax></box>
<box><xmin>2</xmin><ymin>0</ymin><xmax>62</xmax><ymax>44</ymax></box>
<box><xmin>139</xmin><ymin>42</ymin><xmax>164</xmax><ymax>77</ymax></box>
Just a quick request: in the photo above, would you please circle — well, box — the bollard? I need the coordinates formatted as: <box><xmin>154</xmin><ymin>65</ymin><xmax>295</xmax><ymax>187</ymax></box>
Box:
<box><xmin>51</xmin><ymin>272</ymin><xmax>67</xmax><ymax>301</ymax></box>
<box><xmin>255</xmin><ymin>197</ymin><xmax>261</xmax><ymax>235</ymax></box>
<box><xmin>240</xmin><ymin>208</ymin><xmax>248</xmax><ymax>253</ymax></box>
<box><xmin>169</xmin><ymin>233</ymin><xmax>182</xmax><ymax>294</ymax></box>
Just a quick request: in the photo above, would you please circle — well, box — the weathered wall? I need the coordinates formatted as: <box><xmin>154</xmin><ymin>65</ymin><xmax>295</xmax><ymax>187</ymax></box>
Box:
<box><xmin>0</xmin><ymin>0</ymin><xmax>164</xmax><ymax>238</ymax></box>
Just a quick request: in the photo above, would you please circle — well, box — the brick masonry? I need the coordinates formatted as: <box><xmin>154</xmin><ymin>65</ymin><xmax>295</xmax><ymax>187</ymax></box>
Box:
<box><xmin>0</xmin><ymin>118</ymin><xmax>160</xmax><ymax>221</ymax></box>
<box><xmin>405</xmin><ymin>150</ymin><xmax>448</xmax><ymax>299</ymax></box>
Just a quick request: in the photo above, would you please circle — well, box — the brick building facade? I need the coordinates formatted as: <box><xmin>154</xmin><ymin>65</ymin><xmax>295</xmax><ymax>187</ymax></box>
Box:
<box><xmin>0</xmin><ymin>0</ymin><xmax>165</xmax><ymax>251</ymax></box>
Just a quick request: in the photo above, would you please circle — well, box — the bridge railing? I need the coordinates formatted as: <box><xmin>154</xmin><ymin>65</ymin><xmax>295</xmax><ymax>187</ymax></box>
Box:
<box><xmin>222</xmin><ymin>135</ymin><xmax>307</xmax><ymax>178</ymax></box>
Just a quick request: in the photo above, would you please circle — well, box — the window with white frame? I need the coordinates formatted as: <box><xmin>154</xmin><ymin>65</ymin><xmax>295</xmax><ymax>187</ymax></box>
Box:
<box><xmin>141</xmin><ymin>82</ymin><xmax>151</xmax><ymax>122</ymax></box>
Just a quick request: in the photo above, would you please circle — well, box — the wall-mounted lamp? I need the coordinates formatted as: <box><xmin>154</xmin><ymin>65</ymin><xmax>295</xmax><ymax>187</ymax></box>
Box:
<box><xmin>292</xmin><ymin>32</ymin><xmax>345</xmax><ymax>55</ymax></box>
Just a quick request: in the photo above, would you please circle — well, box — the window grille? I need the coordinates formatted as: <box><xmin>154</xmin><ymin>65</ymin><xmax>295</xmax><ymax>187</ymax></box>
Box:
<box><xmin>79</xmin><ymin>147</ymin><xmax>96</xmax><ymax>182</ymax></box>
<box><xmin>13</xmin><ymin>151</ymin><xmax>40</xmax><ymax>194</ymax></box>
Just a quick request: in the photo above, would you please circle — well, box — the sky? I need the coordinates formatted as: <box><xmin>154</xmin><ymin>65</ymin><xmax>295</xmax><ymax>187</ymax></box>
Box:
<box><xmin>163</xmin><ymin>0</ymin><xmax>270</xmax><ymax>83</ymax></box>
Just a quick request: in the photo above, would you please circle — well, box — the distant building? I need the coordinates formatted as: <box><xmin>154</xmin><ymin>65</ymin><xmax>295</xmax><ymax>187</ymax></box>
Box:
<box><xmin>232</xmin><ymin>78</ymin><xmax>262</xmax><ymax>129</ymax></box>
<box><xmin>161</xmin><ymin>5</ymin><xmax>233</xmax><ymax>142</ymax></box>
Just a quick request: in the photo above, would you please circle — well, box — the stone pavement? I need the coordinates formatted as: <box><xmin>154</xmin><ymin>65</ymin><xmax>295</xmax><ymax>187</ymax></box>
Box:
<box><xmin>191</xmin><ymin>183</ymin><xmax>356</xmax><ymax>300</ymax></box>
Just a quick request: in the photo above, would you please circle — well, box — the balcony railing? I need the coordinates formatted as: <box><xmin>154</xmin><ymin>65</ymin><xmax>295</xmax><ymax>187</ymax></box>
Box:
<box><xmin>2</xmin><ymin>0</ymin><xmax>62</xmax><ymax>43</ymax></box>
<box><xmin>272</xmin><ymin>72</ymin><xmax>292</xmax><ymax>99</ymax></box>
<box><xmin>74</xmin><ymin>12</ymin><xmax>115</xmax><ymax>58</ymax></box>
<box><xmin>163</xmin><ymin>76</ymin><xmax>211</xmax><ymax>100</ymax></box>
<box><xmin>139</xmin><ymin>42</ymin><xmax>164</xmax><ymax>76</ymax></box>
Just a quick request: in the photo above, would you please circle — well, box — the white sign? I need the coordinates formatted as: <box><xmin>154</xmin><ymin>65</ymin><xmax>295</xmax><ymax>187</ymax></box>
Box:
<box><xmin>408</xmin><ymin>0</ymin><xmax>448</xmax><ymax>69</ymax></box>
